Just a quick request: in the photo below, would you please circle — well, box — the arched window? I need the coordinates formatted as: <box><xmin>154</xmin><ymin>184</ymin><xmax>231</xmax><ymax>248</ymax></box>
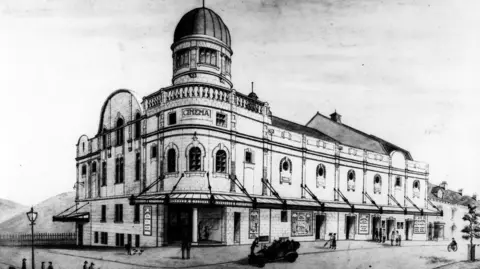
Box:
<box><xmin>167</xmin><ymin>148</ymin><xmax>176</xmax><ymax>173</ymax></box>
<box><xmin>316</xmin><ymin>164</ymin><xmax>326</xmax><ymax>188</ymax></box>
<box><xmin>189</xmin><ymin>147</ymin><xmax>202</xmax><ymax>171</ymax></box>
<box><xmin>215</xmin><ymin>150</ymin><xmax>227</xmax><ymax>173</ymax></box>
<box><xmin>134</xmin><ymin>113</ymin><xmax>141</xmax><ymax>140</ymax></box>
<box><xmin>151</xmin><ymin>144</ymin><xmax>157</xmax><ymax>159</ymax></box>
<box><xmin>116</xmin><ymin>118</ymin><xmax>124</xmax><ymax>146</ymax></box>
<box><xmin>81</xmin><ymin>165</ymin><xmax>87</xmax><ymax>176</ymax></box>
<box><xmin>135</xmin><ymin>152</ymin><xmax>141</xmax><ymax>181</ymax></box>
<box><xmin>279</xmin><ymin>157</ymin><xmax>292</xmax><ymax>184</ymax></box>
<box><xmin>374</xmin><ymin>175</ymin><xmax>382</xmax><ymax>194</ymax></box>
<box><xmin>347</xmin><ymin>170</ymin><xmax>356</xmax><ymax>191</ymax></box>
<box><xmin>92</xmin><ymin>162</ymin><xmax>97</xmax><ymax>173</ymax></box>
<box><xmin>413</xmin><ymin>180</ymin><xmax>420</xmax><ymax>198</ymax></box>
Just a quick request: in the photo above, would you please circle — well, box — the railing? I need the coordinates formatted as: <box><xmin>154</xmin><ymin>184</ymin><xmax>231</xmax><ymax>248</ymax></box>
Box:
<box><xmin>0</xmin><ymin>233</ymin><xmax>77</xmax><ymax>246</ymax></box>
<box><xmin>145</xmin><ymin>84</ymin><xmax>266</xmax><ymax>115</ymax></box>
<box><xmin>233</xmin><ymin>92</ymin><xmax>264</xmax><ymax>114</ymax></box>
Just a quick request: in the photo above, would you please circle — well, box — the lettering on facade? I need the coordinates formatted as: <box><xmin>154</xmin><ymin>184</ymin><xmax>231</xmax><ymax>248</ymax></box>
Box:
<box><xmin>414</xmin><ymin>215</ymin><xmax>426</xmax><ymax>234</ymax></box>
<box><xmin>249</xmin><ymin>209</ymin><xmax>260</xmax><ymax>239</ymax></box>
<box><xmin>358</xmin><ymin>213</ymin><xmax>370</xmax><ymax>235</ymax></box>
<box><xmin>291</xmin><ymin>211</ymin><xmax>313</xmax><ymax>237</ymax></box>
<box><xmin>143</xmin><ymin>206</ymin><xmax>152</xmax><ymax>236</ymax></box>
<box><xmin>182</xmin><ymin>108</ymin><xmax>211</xmax><ymax>119</ymax></box>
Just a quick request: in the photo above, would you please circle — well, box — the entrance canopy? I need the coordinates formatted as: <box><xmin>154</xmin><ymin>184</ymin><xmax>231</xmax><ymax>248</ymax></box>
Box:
<box><xmin>52</xmin><ymin>202</ymin><xmax>90</xmax><ymax>223</ymax></box>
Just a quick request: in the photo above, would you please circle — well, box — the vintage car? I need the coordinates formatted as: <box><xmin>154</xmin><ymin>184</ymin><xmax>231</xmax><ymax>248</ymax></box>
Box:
<box><xmin>248</xmin><ymin>239</ymin><xmax>300</xmax><ymax>268</ymax></box>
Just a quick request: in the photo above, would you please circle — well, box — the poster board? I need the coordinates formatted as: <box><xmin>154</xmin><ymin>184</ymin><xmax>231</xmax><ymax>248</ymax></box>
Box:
<box><xmin>291</xmin><ymin>211</ymin><xmax>313</xmax><ymax>237</ymax></box>
<box><xmin>358</xmin><ymin>213</ymin><xmax>370</xmax><ymax>235</ymax></box>
<box><xmin>414</xmin><ymin>215</ymin><xmax>426</xmax><ymax>234</ymax></box>
<box><xmin>249</xmin><ymin>209</ymin><xmax>260</xmax><ymax>239</ymax></box>
<box><xmin>143</xmin><ymin>206</ymin><xmax>152</xmax><ymax>236</ymax></box>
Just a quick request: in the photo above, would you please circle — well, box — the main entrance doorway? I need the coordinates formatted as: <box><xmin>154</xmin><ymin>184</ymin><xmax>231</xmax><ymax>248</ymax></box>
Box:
<box><xmin>405</xmin><ymin>219</ymin><xmax>413</xmax><ymax>240</ymax></box>
<box><xmin>315</xmin><ymin>215</ymin><xmax>326</xmax><ymax>240</ymax></box>
<box><xmin>77</xmin><ymin>224</ymin><xmax>84</xmax><ymax>246</ymax></box>
<box><xmin>372</xmin><ymin>216</ymin><xmax>381</xmax><ymax>241</ymax></box>
<box><xmin>345</xmin><ymin>215</ymin><xmax>356</xmax><ymax>240</ymax></box>
<box><xmin>386</xmin><ymin>219</ymin><xmax>395</xmax><ymax>240</ymax></box>
<box><xmin>168</xmin><ymin>206</ymin><xmax>192</xmax><ymax>243</ymax></box>
<box><xmin>234</xmin><ymin>212</ymin><xmax>241</xmax><ymax>244</ymax></box>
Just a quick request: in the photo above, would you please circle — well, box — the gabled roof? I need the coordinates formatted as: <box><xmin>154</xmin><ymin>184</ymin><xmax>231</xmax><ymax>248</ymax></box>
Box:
<box><xmin>271</xmin><ymin>116</ymin><xmax>337</xmax><ymax>143</ymax></box>
<box><xmin>305</xmin><ymin>112</ymin><xmax>412</xmax><ymax>160</ymax></box>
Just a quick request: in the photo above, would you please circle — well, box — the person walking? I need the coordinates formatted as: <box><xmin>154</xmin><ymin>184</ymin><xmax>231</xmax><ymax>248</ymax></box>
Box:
<box><xmin>83</xmin><ymin>261</ymin><xmax>89</xmax><ymax>269</ymax></box>
<box><xmin>390</xmin><ymin>231</ymin><xmax>396</xmax><ymax>246</ymax></box>
<box><xmin>21</xmin><ymin>258</ymin><xmax>27</xmax><ymax>269</ymax></box>
<box><xmin>47</xmin><ymin>262</ymin><xmax>54</xmax><ymax>269</ymax></box>
<box><xmin>250</xmin><ymin>237</ymin><xmax>259</xmax><ymax>256</ymax></box>
<box><xmin>41</xmin><ymin>262</ymin><xmax>45</xmax><ymax>269</ymax></box>
<box><xmin>331</xmin><ymin>233</ymin><xmax>337</xmax><ymax>250</ymax></box>
<box><xmin>181</xmin><ymin>230</ymin><xmax>191</xmax><ymax>260</ymax></box>
<box><xmin>88</xmin><ymin>262</ymin><xmax>95</xmax><ymax>269</ymax></box>
<box><xmin>324</xmin><ymin>233</ymin><xmax>332</xmax><ymax>248</ymax></box>
<box><xmin>378</xmin><ymin>228</ymin><xmax>383</xmax><ymax>243</ymax></box>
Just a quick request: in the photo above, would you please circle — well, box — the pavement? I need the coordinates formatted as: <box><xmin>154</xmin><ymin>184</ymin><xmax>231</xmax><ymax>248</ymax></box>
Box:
<box><xmin>0</xmin><ymin>240</ymin><xmax>476</xmax><ymax>269</ymax></box>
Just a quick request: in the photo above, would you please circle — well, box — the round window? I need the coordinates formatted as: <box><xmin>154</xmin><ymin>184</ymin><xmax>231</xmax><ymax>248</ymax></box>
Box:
<box><xmin>282</xmin><ymin>161</ymin><xmax>289</xmax><ymax>171</ymax></box>
<box><xmin>318</xmin><ymin>167</ymin><xmax>324</xmax><ymax>177</ymax></box>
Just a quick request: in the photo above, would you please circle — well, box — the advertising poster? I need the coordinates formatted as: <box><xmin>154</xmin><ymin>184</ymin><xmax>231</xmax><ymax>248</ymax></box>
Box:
<box><xmin>291</xmin><ymin>211</ymin><xmax>313</xmax><ymax>237</ymax></box>
<box><xmin>249</xmin><ymin>209</ymin><xmax>260</xmax><ymax>239</ymax></box>
<box><xmin>414</xmin><ymin>215</ymin><xmax>426</xmax><ymax>234</ymax></box>
<box><xmin>358</xmin><ymin>213</ymin><xmax>370</xmax><ymax>234</ymax></box>
<box><xmin>143</xmin><ymin>206</ymin><xmax>152</xmax><ymax>236</ymax></box>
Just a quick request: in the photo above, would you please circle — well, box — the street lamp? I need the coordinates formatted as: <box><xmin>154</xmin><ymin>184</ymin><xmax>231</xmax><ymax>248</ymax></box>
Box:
<box><xmin>26</xmin><ymin>207</ymin><xmax>38</xmax><ymax>269</ymax></box>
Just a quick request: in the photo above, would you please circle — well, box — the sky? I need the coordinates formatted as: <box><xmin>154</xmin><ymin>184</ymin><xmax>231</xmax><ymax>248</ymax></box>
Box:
<box><xmin>0</xmin><ymin>0</ymin><xmax>479</xmax><ymax>206</ymax></box>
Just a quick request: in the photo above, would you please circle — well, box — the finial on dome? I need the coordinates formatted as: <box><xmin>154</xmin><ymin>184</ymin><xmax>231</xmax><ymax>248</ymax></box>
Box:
<box><xmin>251</xmin><ymin>81</ymin><xmax>254</xmax><ymax>93</ymax></box>
<box><xmin>248</xmin><ymin>81</ymin><xmax>259</xmax><ymax>100</ymax></box>
<box><xmin>202</xmin><ymin>0</ymin><xmax>205</xmax><ymax>8</ymax></box>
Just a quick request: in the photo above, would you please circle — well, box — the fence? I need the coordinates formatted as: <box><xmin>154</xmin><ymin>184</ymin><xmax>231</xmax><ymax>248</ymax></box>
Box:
<box><xmin>0</xmin><ymin>233</ymin><xmax>77</xmax><ymax>246</ymax></box>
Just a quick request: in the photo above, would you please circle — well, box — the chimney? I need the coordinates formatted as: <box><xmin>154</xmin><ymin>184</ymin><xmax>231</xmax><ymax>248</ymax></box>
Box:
<box><xmin>458</xmin><ymin>188</ymin><xmax>463</xmax><ymax>196</ymax></box>
<box><xmin>473</xmin><ymin>193</ymin><xmax>477</xmax><ymax>201</ymax></box>
<box><xmin>330</xmin><ymin>111</ymin><xmax>342</xmax><ymax>123</ymax></box>
<box><xmin>439</xmin><ymin>181</ymin><xmax>447</xmax><ymax>190</ymax></box>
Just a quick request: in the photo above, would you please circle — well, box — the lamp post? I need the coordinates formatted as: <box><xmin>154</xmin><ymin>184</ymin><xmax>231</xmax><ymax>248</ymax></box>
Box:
<box><xmin>26</xmin><ymin>207</ymin><xmax>38</xmax><ymax>269</ymax></box>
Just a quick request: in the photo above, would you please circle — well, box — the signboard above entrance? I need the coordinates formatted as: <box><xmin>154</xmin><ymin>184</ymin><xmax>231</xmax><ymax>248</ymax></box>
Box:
<box><xmin>182</xmin><ymin>108</ymin><xmax>212</xmax><ymax>120</ymax></box>
<box><xmin>414</xmin><ymin>215</ymin><xmax>426</xmax><ymax>234</ymax></box>
<box><xmin>143</xmin><ymin>206</ymin><xmax>152</xmax><ymax>236</ymax></box>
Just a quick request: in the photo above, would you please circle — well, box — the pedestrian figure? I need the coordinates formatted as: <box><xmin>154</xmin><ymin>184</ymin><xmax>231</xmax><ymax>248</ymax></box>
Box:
<box><xmin>378</xmin><ymin>229</ymin><xmax>383</xmax><ymax>243</ymax></box>
<box><xmin>181</xmin><ymin>230</ymin><xmax>189</xmax><ymax>259</ymax></box>
<box><xmin>88</xmin><ymin>262</ymin><xmax>95</xmax><ymax>269</ymax></box>
<box><xmin>125</xmin><ymin>242</ymin><xmax>132</xmax><ymax>255</ymax></box>
<box><xmin>390</xmin><ymin>231</ymin><xmax>396</xmax><ymax>246</ymax></box>
<box><xmin>382</xmin><ymin>229</ymin><xmax>386</xmax><ymax>243</ymax></box>
<box><xmin>41</xmin><ymin>262</ymin><xmax>45</xmax><ymax>269</ymax></box>
<box><xmin>250</xmin><ymin>237</ymin><xmax>259</xmax><ymax>256</ymax></box>
<box><xmin>83</xmin><ymin>261</ymin><xmax>89</xmax><ymax>269</ymax></box>
<box><xmin>374</xmin><ymin>229</ymin><xmax>378</xmax><ymax>242</ymax></box>
<box><xmin>397</xmin><ymin>231</ymin><xmax>402</xmax><ymax>246</ymax></box>
<box><xmin>331</xmin><ymin>233</ymin><xmax>337</xmax><ymax>250</ymax></box>
<box><xmin>21</xmin><ymin>258</ymin><xmax>27</xmax><ymax>269</ymax></box>
<box><xmin>47</xmin><ymin>261</ymin><xmax>54</xmax><ymax>269</ymax></box>
<box><xmin>324</xmin><ymin>233</ymin><xmax>332</xmax><ymax>248</ymax></box>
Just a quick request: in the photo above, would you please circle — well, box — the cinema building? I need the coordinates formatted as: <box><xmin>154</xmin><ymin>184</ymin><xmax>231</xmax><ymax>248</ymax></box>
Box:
<box><xmin>53</xmin><ymin>5</ymin><xmax>442</xmax><ymax>247</ymax></box>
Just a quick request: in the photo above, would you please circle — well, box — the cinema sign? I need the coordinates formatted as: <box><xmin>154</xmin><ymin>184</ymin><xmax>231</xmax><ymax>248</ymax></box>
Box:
<box><xmin>182</xmin><ymin>108</ymin><xmax>212</xmax><ymax>120</ymax></box>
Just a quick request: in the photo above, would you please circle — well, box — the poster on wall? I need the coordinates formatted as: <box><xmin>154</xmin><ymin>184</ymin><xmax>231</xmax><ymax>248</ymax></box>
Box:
<box><xmin>291</xmin><ymin>211</ymin><xmax>313</xmax><ymax>237</ymax></box>
<box><xmin>249</xmin><ymin>209</ymin><xmax>260</xmax><ymax>239</ymax></box>
<box><xmin>358</xmin><ymin>213</ymin><xmax>370</xmax><ymax>234</ymax></box>
<box><xmin>414</xmin><ymin>215</ymin><xmax>426</xmax><ymax>234</ymax></box>
<box><xmin>143</xmin><ymin>206</ymin><xmax>152</xmax><ymax>236</ymax></box>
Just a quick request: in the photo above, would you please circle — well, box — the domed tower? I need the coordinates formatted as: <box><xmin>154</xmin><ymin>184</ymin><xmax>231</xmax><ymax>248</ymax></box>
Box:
<box><xmin>171</xmin><ymin>7</ymin><xmax>233</xmax><ymax>88</ymax></box>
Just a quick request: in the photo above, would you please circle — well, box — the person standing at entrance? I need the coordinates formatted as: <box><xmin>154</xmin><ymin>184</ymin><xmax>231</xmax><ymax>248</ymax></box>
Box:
<box><xmin>181</xmin><ymin>230</ymin><xmax>191</xmax><ymax>260</ymax></box>
<box><xmin>324</xmin><ymin>233</ymin><xmax>332</xmax><ymax>248</ymax></box>
<box><xmin>374</xmin><ymin>229</ymin><xmax>378</xmax><ymax>242</ymax></box>
<box><xmin>390</xmin><ymin>231</ymin><xmax>396</xmax><ymax>246</ymax></box>
<box><xmin>378</xmin><ymin>229</ymin><xmax>382</xmax><ymax>243</ymax></box>
<box><xmin>397</xmin><ymin>231</ymin><xmax>402</xmax><ymax>246</ymax></box>
<box><xmin>331</xmin><ymin>233</ymin><xmax>337</xmax><ymax>250</ymax></box>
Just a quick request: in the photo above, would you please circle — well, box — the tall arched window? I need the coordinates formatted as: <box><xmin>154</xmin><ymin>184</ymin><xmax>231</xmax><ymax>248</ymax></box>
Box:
<box><xmin>102</xmin><ymin>128</ymin><xmax>107</xmax><ymax>149</ymax></box>
<box><xmin>134</xmin><ymin>113</ymin><xmax>141</xmax><ymax>140</ymax></box>
<box><xmin>316</xmin><ymin>164</ymin><xmax>326</xmax><ymax>188</ymax></box>
<box><xmin>92</xmin><ymin>162</ymin><xmax>97</xmax><ymax>174</ymax></box>
<box><xmin>373</xmin><ymin>175</ymin><xmax>382</xmax><ymax>194</ymax></box>
<box><xmin>279</xmin><ymin>157</ymin><xmax>292</xmax><ymax>184</ymax></box>
<box><xmin>215</xmin><ymin>150</ymin><xmax>227</xmax><ymax>173</ymax></box>
<box><xmin>413</xmin><ymin>180</ymin><xmax>420</xmax><ymax>198</ymax></box>
<box><xmin>395</xmin><ymin>177</ymin><xmax>402</xmax><ymax>189</ymax></box>
<box><xmin>189</xmin><ymin>147</ymin><xmax>201</xmax><ymax>171</ymax></box>
<box><xmin>167</xmin><ymin>148</ymin><xmax>176</xmax><ymax>173</ymax></box>
<box><xmin>116</xmin><ymin>118</ymin><xmax>124</xmax><ymax>146</ymax></box>
<box><xmin>347</xmin><ymin>170</ymin><xmax>356</xmax><ymax>191</ymax></box>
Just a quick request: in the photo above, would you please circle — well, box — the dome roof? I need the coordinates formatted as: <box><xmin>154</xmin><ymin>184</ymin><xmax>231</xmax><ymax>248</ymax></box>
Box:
<box><xmin>174</xmin><ymin>7</ymin><xmax>231</xmax><ymax>47</ymax></box>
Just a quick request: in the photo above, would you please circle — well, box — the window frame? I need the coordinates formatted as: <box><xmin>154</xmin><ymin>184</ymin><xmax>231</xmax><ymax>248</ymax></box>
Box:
<box><xmin>189</xmin><ymin>147</ymin><xmax>202</xmax><ymax>171</ymax></box>
<box><xmin>167</xmin><ymin>148</ymin><xmax>176</xmax><ymax>173</ymax></box>
<box><xmin>133</xmin><ymin>204</ymin><xmax>140</xmax><ymax>223</ymax></box>
<box><xmin>94</xmin><ymin>231</ymin><xmax>99</xmax><ymax>243</ymax></box>
<box><xmin>101</xmin><ymin>162</ymin><xmax>107</xmax><ymax>186</ymax></box>
<box><xmin>115</xmin><ymin>118</ymin><xmax>124</xmax><ymax>146</ymax></box>
<box><xmin>114</xmin><ymin>204</ymin><xmax>123</xmax><ymax>223</ymax></box>
<box><xmin>134</xmin><ymin>113</ymin><xmax>141</xmax><ymax>140</ymax></box>
<box><xmin>216</xmin><ymin>112</ymin><xmax>227</xmax><ymax>128</ymax></box>
<box><xmin>245</xmin><ymin>150</ymin><xmax>253</xmax><ymax>164</ymax></box>
<box><xmin>135</xmin><ymin>152</ymin><xmax>141</xmax><ymax>181</ymax></box>
<box><xmin>101</xmin><ymin>205</ymin><xmax>106</xmax><ymax>222</ymax></box>
<box><xmin>168</xmin><ymin>112</ymin><xmax>177</xmax><ymax>125</ymax></box>
<box><xmin>81</xmin><ymin>165</ymin><xmax>87</xmax><ymax>177</ymax></box>
<box><xmin>395</xmin><ymin>177</ymin><xmax>402</xmax><ymax>188</ymax></box>
<box><xmin>199</xmin><ymin>47</ymin><xmax>218</xmax><ymax>66</ymax></box>
<box><xmin>281</xmin><ymin>210</ymin><xmax>288</xmax><ymax>222</ymax></box>
<box><xmin>215</xmin><ymin>150</ymin><xmax>227</xmax><ymax>173</ymax></box>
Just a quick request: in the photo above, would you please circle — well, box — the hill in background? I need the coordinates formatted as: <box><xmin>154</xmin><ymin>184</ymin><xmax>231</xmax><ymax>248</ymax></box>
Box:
<box><xmin>0</xmin><ymin>198</ymin><xmax>28</xmax><ymax>224</ymax></box>
<box><xmin>0</xmin><ymin>192</ymin><xmax>76</xmax><ymax>233</ymax></box>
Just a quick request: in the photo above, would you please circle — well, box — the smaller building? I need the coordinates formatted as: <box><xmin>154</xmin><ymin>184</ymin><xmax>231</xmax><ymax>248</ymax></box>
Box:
<box><xmin>428</xmin><ymin>181</ymin><xmax>479</xmax><ymax>241</ymax></box>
